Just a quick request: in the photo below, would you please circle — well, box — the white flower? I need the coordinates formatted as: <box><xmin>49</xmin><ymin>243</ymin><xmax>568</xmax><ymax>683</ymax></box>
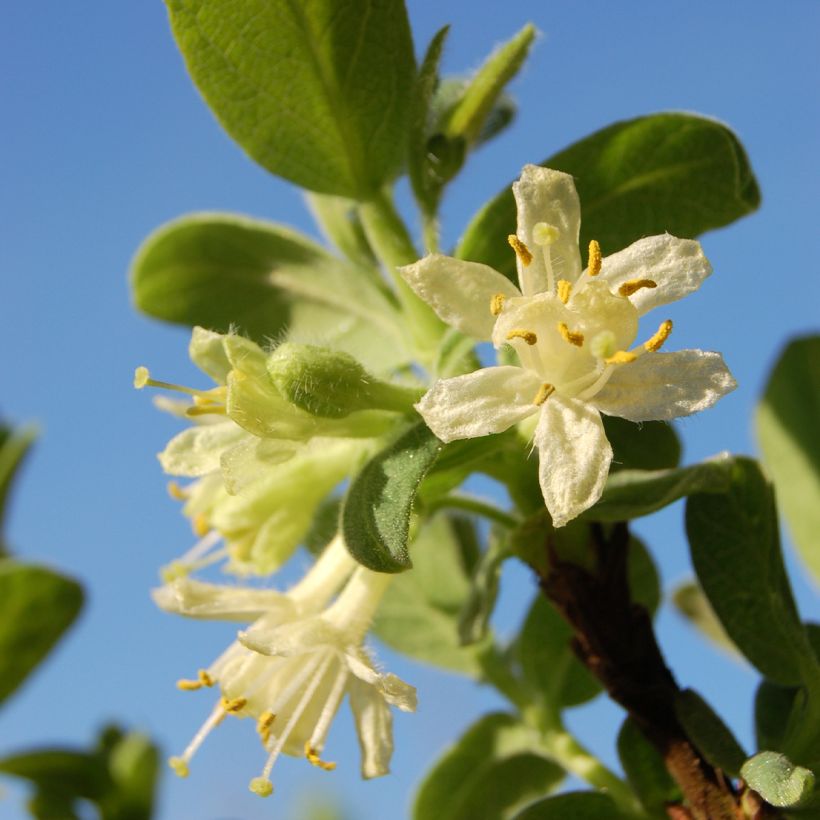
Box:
<box><xmin>158</xmin><ymin>538</ymin><xmax>414</xmax><ymax>797</ymax></box>
<box><xmin>401</xmin><ymin>165</ymin><xmax>736</xmax><ymax>526</ymax></box>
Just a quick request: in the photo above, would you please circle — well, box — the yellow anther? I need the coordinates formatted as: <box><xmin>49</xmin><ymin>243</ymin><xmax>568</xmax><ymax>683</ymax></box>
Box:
<box><xmin>160</xmin><ymin>560</ymin><xmax>189</xmax><ymax>583</ymax></box>
<box><xmin>257</xmin><ymin>711</ymin><xmax>276</xmax><ymax>745</ymax></box>
<box><xmin>588</xmin><ymin>240</ymin><xmax>602</xmax><ymax>277</ymax></box>
<box><xmin>508</xmin><ymin>234</ymin><xmax>533</xmax><ymax>267</ymax></box>
<box><xmin>134</xmin><ymin>366</ymin><xmax>150</xmax><ymax>389</ymax></box>
<box><xmin>618</xmin><ymin>278</ymin><xmax>658</xmax><ymax>297</ymax></box>
<box><xmin>169</xmin><ymin>756</ymin><xmax>189</xmax><ymax>778</ymax></box>
<box><xmin>557</xmin><ymin>322</ymin><xmax>584</xmax><ymax>347</ymax></box>
<box><xmin>490</xmin><ymin>293</ymin><xmax>506</xmax><ymax>316</ymax></box>
<box><xmin>249</xmin><ymin>777</ymin><xmax>273</xmax><ymax>797</ymax></box>
<box><xmin>305</xmin><ymin>743</ymin><xmax>337</xmax><ymax>772</ymax></box>
<box><xmin>557</xmin><ymin>279</ymin><xmax>572</xmax><ymax>304</ymax></box>
<box><xmin>198</xmin><ymin>669</ymin><xmax>215</xmax><ymax>687</ymax></box>
<box><xmin>506</xmin><ymin>329</ymin><xmax>538</xmax><ymax>345</ymax></box>
<box><xmin>176</xmin><ymin>678</ymin><xmax>203</xmax><ymax>692</ymax></box>
<box><xmin>533</xmin><ymin>383</ymin><xmax>555</xmax><ymax>406</ymax></box>
<box><xmin>644</xmin><ymin>319</ymin><xmax>673</xmax><ymax>352</ymax></box>
<box><xmin>185</xmin><ymin>404</ymin><xmax>227</xmax><ymax>417</ymax></box>
<box><xmin>532</xmin><ymin>222</ymin><xmax>560</xmax><ymax>246</ymax></box>
<box><xmin>605</xmin><ymin>350</ymin><xmax>638</xmax><ymax>365</ymax></box>
<box><xmin>192</xmin><ymin>513</ymin><xmax>210</xmax><ymax>538</ymax></box>
<box><xmin>167</xmin><ymin>481</ymin><xmax>188</xmax><ymax>501</ymax></box>
<box><xmin>222</xmin><ymin>696</ymin><xmax>247</xmax><ymax>714</ymax></box>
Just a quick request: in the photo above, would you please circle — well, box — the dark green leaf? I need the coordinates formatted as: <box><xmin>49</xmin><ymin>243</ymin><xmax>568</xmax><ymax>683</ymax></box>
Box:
<box><xmin>0</xmin><ymin>424</ymin><xmax>37</xmax><ymax>542</ymax></box>
<box><xmin>757</xmin><ymin>336</ymin><xmax>820</xmax><ymax>583</ymax></box>
<box><xmin>0</xmin><ymin>750</ymin><xmax>107</xmax><ymax>800</ymax></box>
<box><xmin>674</xmin><ymin>689</ymin><xmax>746</xmax><ymax>776</ymax></box>
<box><xmin>413</xmin><ymin>713</ymin><xmax>564</xmax><ymax>820</ymax></box>
<box><xmin>602</xmin><ymin>417</ymin><xmax>681</xmax><ymax>472</ymax></box>
<box><xmin>741</xmin><ymin>752</ymin><xmax>816</xmax><ymax>808</ymax></box>
<box><xmin>0</xmin><ymin>561</ymin><xmax>83</xmax><ymax>706</ymax></box>
<box><xmin>166</xmin><ymin>0</ymin><xmax>416</xmax><ymax>198</ymax></box>
<box><xmin>456</xmin><ymin>112</ymin><xmax>760</xmax><ymax>280</ymax></box>
<box><xmin>686</xmin><ymin>457</ymin><xmax>817</xmax><ymax>686</ymax></box>
<box><xmin>756</xmin><ymin>680</ymin><xmax>800</xmax><ymax>752</ymax></box>
<box><xmin>673</xmin><ymin>580</ymin><xmax>737</xmax><ymax>654</ymax></box>
<box><xmin>584</xmin><ymin>454</ymin><xmax>733</xmax><ymax>522</ymax></box>
<box><xmin>512</xmin><ymin>792</ymin><xmax>624</xmax><ymax>820</ymax></box>
<box><xmin>342</xmin><ymin>423</ymin><xmax>442</xmax><ymax>572</ymax></box>
<box><xmin>617</xmin><ymin>717</ymin><xmax>680</xmax><ymax>818</ymax></box>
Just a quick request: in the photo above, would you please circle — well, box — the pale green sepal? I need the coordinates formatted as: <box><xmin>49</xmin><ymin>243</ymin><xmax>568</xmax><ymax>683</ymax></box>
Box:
<box><xmin>159</xmin><ymin>423</ymin><xmax>247</xmax><ymax>477</ymax></box>
<box><xmin>189</xmin><ymin>326</ymin><xmax>232</xmax><ymax>384</ymax></box>
<box><xmin>220</xmin><ymin>437</ymin><xmax>300</xmax><ymax>495</ymax></box>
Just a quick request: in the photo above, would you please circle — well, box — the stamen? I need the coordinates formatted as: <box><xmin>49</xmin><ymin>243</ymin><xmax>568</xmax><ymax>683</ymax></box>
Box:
<box><xmin>532</xmin><ymin>222</ymin><xmax>560</xmax><ymax>246</ymax></box>
<box><xmin>222</xmin><ymin>696</ymin><xmax>247</xmax><ymax>714</ymax></box>
<box><xmin>588</xmin><ymin>240</ymin><xmax>602</xmax><ymax>277</ymax></box>
<box><xmin>169</xmin><ymin>756</ymin><xmax>189</xmax><ymax>778</ymax></box>
<box><xmin>557</xmin><ymin>322</ymin><xmax>584</xmax><ymax>347</ymax></box>
<box><xmin>644</xmin><ymin>319</ymin><xmax>673</xmax><ymax>352</ymax></box>
<box><xmin>249</xmin><ymin>777</ymin><xmax>273</xmax><ymax>797</ymax></box>
<box><xmin>305</xmin><ymin>742</ymin><xmax>337</xmax><ymax>771</ymax></box>
<box><xmin>618</xmin><ymin>278</ymin><xmax>657</xmax><ymax>297</ymax></box>
<box><xmin>257</xmin><ymin>711</ymin><xmax>276</xmax><ymax>747</ymax></box>
<box><xmin>172</xmin><ymin>700</ymin><xmax>227</xmax><ymax>775</ymax></box>
<box><xmin>557</xmin><ymin>280</ymin><xmax>572</xmax><ymax>304</ymax></box>
<box><xmin>533</xmin><ymin>383</ymin><xmax>555</xmax><ymax>405</ymax></box>
<box><xmin>604</xmin><ymin>350</ymin><xmax>637</xmax><ymax>365</ymax></box>
<box><xmin>507</xmin><ymin>235</ymin><xmax>533</xmax><ymax>267</ymax></box>
<box><xmin>134</xmin><ymin>367</ymin><xmax>223</xmax><ymax>401</ymax></box>
<box><xmin>185</xmin><ymin>404</ymin><xmax>227</xmax><ymax>417</ymax></box>
<box><xmin>506</xmin><ymin>329</ymin><xmax>538</xmax><ymax>345</ymax></box>
<box><xmin>490</xmin><ymin>293</ymin><xmax>506</xmax><ymax>316</ymax></box>
<box><xmin>177</xmin><ymin>673</ymin><xmax>213</xmax><ymax>691</ymax></box>
<box><xmin>167</xmin><ymin>481</ymin><xmax>188</xmax><ymax>501</ymax></box>
<box><xmin>199</xmin><ymin>669</ymin><xmax>215</xmax><ymax>687</ymax></box>
<box><xmin>192</xmin><ymin>514</ymin><xmax>210</xmax><ymax>538</ymax></box>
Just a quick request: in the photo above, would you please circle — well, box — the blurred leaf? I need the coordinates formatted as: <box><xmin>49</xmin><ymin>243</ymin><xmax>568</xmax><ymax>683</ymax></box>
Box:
<box><xmin>756</xmin><ymin>336</ymin><xmax>820</xmax><ymax>583</ymax></box>
<box><xmin>0</xmin><ymin>424</ymin><xmax>37</xmax><ymax>544</ymax></box>
<box><xmin>741</xmin><ymin>752</ymin><xmax>815</xmax><ymax>809</ymax></box>
<box><xmin>0</xmin><ymin>750</ymin><xmax>107</xmax><ymax>800</ymax></box>
<box><xmin>342</xmin><ymin>423</ymin><xmax>442</xmax><ymax>572</ymax></box>
<box><xmin>686</xmin><ymin>457</ymin><xmax>817</xmax><ymax>686</ymax></box>
<box><xmin>305</xmin><ymin>193</ymin><xmax>380</xmax><ymax>268</ymax></box>
<box><xmin>413</xmin><ymin>712</ymin><xmax>564</xmax><ymax>820</ymax></box>
<box><xmin>617</xmin><ymin>717</ymin><xmax>680</xmax><ymax>818</ymax></box>
<box><xmin>458</xmin><ymin>529</ymin><xmax>510</xmax><ymax>646</ymax></box>
<box><xmin>602</xmin><ymin>417</ymin><xmax>681</xmax><ymax>472</ymax></box>
<box><xmin>103</xmin><ymin>730</ymin><xmax>160</xmax><ymax>820</ymax></box>
<box><xmin>584</xmin><ymin>453</ymin><xmax>733</xmax><ymax>522</ymax></box>
<box><xmin>673</xmin><ymin>580</ymin><xmax>737</xmax><ymax>654</ymax></box>
<box><xmin>674</xmin><ymin>689</ymin><xmax>746</xmax><ymax>777</ymax></box>
<box><xmin>512</xmin><ymin>792</ymin><xmax>624</xmax><ymax>820</ymax></box>
<box><xmin>756</xmin><ymin>680</ymin><xmax>800</xmax><ymax>752</ymax></box>
<box><xmin>456</xmin><ymin>112</ymin><xmax>759</xmax><ymax>280</ymax></box>
<box><xmin>166</xmin><ymin>0</ymin><xmax>415</xmax><ymax>198</ymax></box>
<box><xmin>0</xmin><ymin>561</ymin><xmax>83</xmax><ymax>706</ymax></box>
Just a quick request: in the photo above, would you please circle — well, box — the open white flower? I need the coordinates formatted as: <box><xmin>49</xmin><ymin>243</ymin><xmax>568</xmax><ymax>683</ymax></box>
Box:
<box><xmin>401</xmin><ymin>165</ymin><xmax>736</xmax><ymax>526</ymax></box>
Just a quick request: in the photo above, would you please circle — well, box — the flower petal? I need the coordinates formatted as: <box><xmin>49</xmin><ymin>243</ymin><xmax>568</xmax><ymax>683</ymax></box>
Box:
<box><xmin>158</xmin><ymin>422</ymin><xmax>248</xmax><ymax>477</ymax></box>
<box><xmin>415</xmin><ymin>366</ymin><xmax>541</xmax><ymax>442</ymax></box>
<box><xmin>591</xmin><ymin>350</ymin><xmax>737</xmax><ymax>422</ymax></box>
<box><xmin>347</xmin><ymin>651</ymin><xmax>417</xmax><ymax>711</ymax></box>
<box><xmin>189</xmin><ymin>326</ymin><xmax>232</xmax><ymax>383</ymax></box>
<box><xmin>152</xmin><ymin>578</ymin><xmax>294</xmax><ymax>621</ymax></box>
<box><xmin>399</xmin><ymin>254</ymin><xmax>520</xmax><ymax>340</ymax></box>
<box><xmin>348</xmin><ymin>675</ymin><xmax>394</xmax><ymax>779</ymax></box>
<box><xmin>513</xmin><ymin>165</ymin><xmax>582</xmax><ymax>294</ymax></box>
<box><xmin>534</xmin><ymin>395</ymin><xmax>612</xmax><ymax>527</ymax></box>
<box><xmin>598</xmin><ymin>235</ymin><xmax>712</xmax><ymax>315</ymax></box>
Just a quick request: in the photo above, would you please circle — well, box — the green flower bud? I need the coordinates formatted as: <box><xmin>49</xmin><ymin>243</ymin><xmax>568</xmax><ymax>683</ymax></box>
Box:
<box><xmin>267</xmin><ymin>343</ymin><xmax>423</xmax><ymax>419</ymax></box>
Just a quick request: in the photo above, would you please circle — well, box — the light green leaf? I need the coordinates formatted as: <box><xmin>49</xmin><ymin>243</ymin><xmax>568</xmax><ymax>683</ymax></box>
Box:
<box><xmin>741</xmin><ymin>752</ymin><xmax>815</xmax><ymax>808</ymax></box>
<box><xmin>165</xmin><ymin>0</ymin><xmax>415</xmax><ymax>198</ymax></box>
<box><xmin>305</xmin><ymin>193</ymin><xmax>379</xmax><ymax>269</ymax></box>
<box><xmin>342</xmin><ymin>423</ymin><xmax>443</xmax><ymax>572</ymax></box>
<box><xmin>413</xmin><ymin>712</ymin><xmax>564</xmax><ymax>820</ymax></box>
<box><xmin>756</xmin><ymin>336</ymin><xmax>820</xmax><ymax>583</ymax></box>
<box><xmin>0</xmin><ymin>561</ymin><xmax>84</xmax><ymax>706</ymax></box>
<box><xmin>456</xmin><ymin>112</ymin><xmax>760</xmax><ymax>280</ymax></box>
<box><xmin>686</xmin><ymin>457</ymin><xmax>817</xmax><ymax>686</ymax></box>
<box><xmin>583</xmin><ymin>454</ymin><xmax>733</xmax><ymax>522</ymax></box>
<box><xmin>0</xmin><ymin>424</ymin><xmax>37</xmax><ymax>544</ymax></box>
<box><xmin>673</xmin><ymin>580</ymin><xmax>737</xmax><ymax>655</ymax></box>
<box><xmin>674</xmin><ymin>689</ymin><xmax>746</xmax><ymax>777</ymax></box>
<box><xmin>602</xmin><ymin>417</ymin><xmax>681</xmax><ymax>472</ymax></box>
<box><xmin>512</xmin><ymin>792</ymin><xmax>624</xmax><ymax>820</ymax></box>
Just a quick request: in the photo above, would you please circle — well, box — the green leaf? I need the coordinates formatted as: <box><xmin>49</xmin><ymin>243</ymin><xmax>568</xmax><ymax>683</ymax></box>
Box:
<box><xmin>686</xmin><ymin>457</ymin><xmax>816</xmax><ymax>686</ymax></box>
<box><xmin>305</xmin><ymin>193</ymin><xmax>379</xmax><ymax>268</ymax></box>
<box><xmin>602</xmin><ymin>417</ymin><xmax>681</xmax><ymax>472</ymax></box>
<box><xmin>130</xmin><ymin>213</ymin><xmax>404</xmax><ymax>359</ymax></box>
<box><xmin>0</xmin><ymin>424</ymin><xmax>37</xmax><ymax>543</ymax></box>
<box><xmin>456</xmin><ymin>112</ymin><xmax>760</xmax><ymax>280</ymax></box>
<box><xmin>674</xmin><ymin>689</ymin><xmax>746</xmax><ymax>777</ymax></box>
<box><xmin>512</xmin><ymin>792</ymin><xmax>624</xmax><ymax>820</ymax></box>
<box><xmin>373</xmin><ymin>514</ymin><xmax>487</xmax><ymax>676</ymax></box>
<box><xmin>0</xmin><ymin>561</ymin><xmax>84</xmax><ymax>706</ymax></box>
<box><xmin>741</xmin><ymin>752</ymin><xmax>816</xmax><ymax>808</ymax></box>
<box><xmin>583</xmin><ymin>453</ymin><xmax>733</xmax><ymax>522</ymax></box>
<box><xmin>617</xmin><ymin>717</ymin><xmax>680</xmax><ymax>818</ymax></box>
<box><xmin>165</xmin><ymin>0</ymin><xmax>416</xmax><ymax>198</ymax></box>
<box><xmin>413</xmin><ymin>712</ymin><xmax>564</xmax><ymax>820</ymax></box>
<box><xmin>672</xmin><ymin>580</ymin><xmax>737</xmax><ymax>654</ymax></box>
<box><xmin>103</xmin><ymin>730</ymin><xmax>160</xmax><ymax>820</ymax></box>
<box><xmin>342</xmin><ymin>423</ymin><xmax>443</xmax><ymax>572</ymax></box>
<box><xmin>757</xmin><ymin>336</ymin><xmax>820</xmax><ymax>583</ymax></box>
<box><xmin>756</xmin><ymin>680</ymin><xmax>800</xmax><ymax>752</ymax></box>
<box><xmin>0</xmin><ymin>750</ymin><xmax>107</xmax><ymax>800</ymax></box>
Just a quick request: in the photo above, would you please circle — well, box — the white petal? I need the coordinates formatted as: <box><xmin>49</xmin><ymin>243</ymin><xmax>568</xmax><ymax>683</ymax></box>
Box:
<box><xmin>535</xmin><ymin>396</ymin><xmax>612</xmax><ymax>527</ymax></box>
<box><xmin>347</xmin><ymin>651</ymin><xmax>417</xmax><ymax>712</ymax></box>
<box><xmin>415</xmin><ymin>367</ymin><xmax>541</xmax><ymax>442</ymax></box>
<box><xmin>158</xmin><ymin>422</ymin><xmax>247</xmax><ymax>476</ymax></box>
<box><xmin>151</xmin><ymin>578</ymin><xmax>293</xmax><ymax>621</ymax></box>
<box><xmin>400</xmin><ymin>254</ymin><xmax>520</xmax><ymax>340</ymax></box>
<box><xmin>597</xmin><ymin>235</ymin><xmax>712</xmax><ymax>315</ymax></box>
<box><xmin>348</xmin><ymin>676</ymin><xmax>394</xmax><ymax>779</ymax></box>
<box><xmin>189</xmin><ymin>326</ymin><xmax>231</xmax><ymax>383</ymax></box>
<box><xmin>513</xmin><ymin>165</ymin><xmax>582</xmax><ymax>293</ymax></box>
<box><xmin>220</xmin><ymin>436</ymin><xmax>299</xmax><ymax>494</ymax></box>
<box><xmin>591</xmin><ymin>350</ymin><xmax>737</xmax><ymax>422</ymax></box>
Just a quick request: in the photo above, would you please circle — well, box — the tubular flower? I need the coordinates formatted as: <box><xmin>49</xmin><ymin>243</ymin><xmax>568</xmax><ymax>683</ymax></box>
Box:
<box><xmin>401</xmin><ymin>165</ymin><xmax>736</xmax><ymax>526</ymax></box>
<box><xmin>160</xmin><ymin>541</ymin><xmax>415</xmax><ymax>797</ymax></box>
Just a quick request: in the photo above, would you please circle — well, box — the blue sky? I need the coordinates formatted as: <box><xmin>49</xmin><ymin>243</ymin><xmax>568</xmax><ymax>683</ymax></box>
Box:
<box><xmin>1</xmin><ymin>1</ymin><xmax>819</xmax><ymax>818</ymax></box>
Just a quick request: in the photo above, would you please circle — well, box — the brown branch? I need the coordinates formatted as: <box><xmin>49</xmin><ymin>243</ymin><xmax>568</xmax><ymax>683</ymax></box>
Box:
<box><xmin>536</xmin><ymin>522</ymin><xmax>749</xmax><ymax>820</ymax></box>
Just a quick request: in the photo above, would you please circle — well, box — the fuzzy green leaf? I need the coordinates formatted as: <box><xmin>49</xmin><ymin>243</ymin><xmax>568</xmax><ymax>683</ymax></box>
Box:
<box><xmin>741</xmin><ymin>752</ymin><xmax>815</xmax><ymax>808</ymax></box>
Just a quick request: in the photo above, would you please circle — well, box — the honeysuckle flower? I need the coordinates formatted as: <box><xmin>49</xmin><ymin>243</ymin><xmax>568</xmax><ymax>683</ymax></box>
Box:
<box><xmin>401</xmin><ymin>165</ymin><xmax>736</xmax><ymax>526</ymax></box>
<box><xmin>161</xmin><ymin>537</ymin><xmax>415</xmax><ymax>797</ymax></box>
